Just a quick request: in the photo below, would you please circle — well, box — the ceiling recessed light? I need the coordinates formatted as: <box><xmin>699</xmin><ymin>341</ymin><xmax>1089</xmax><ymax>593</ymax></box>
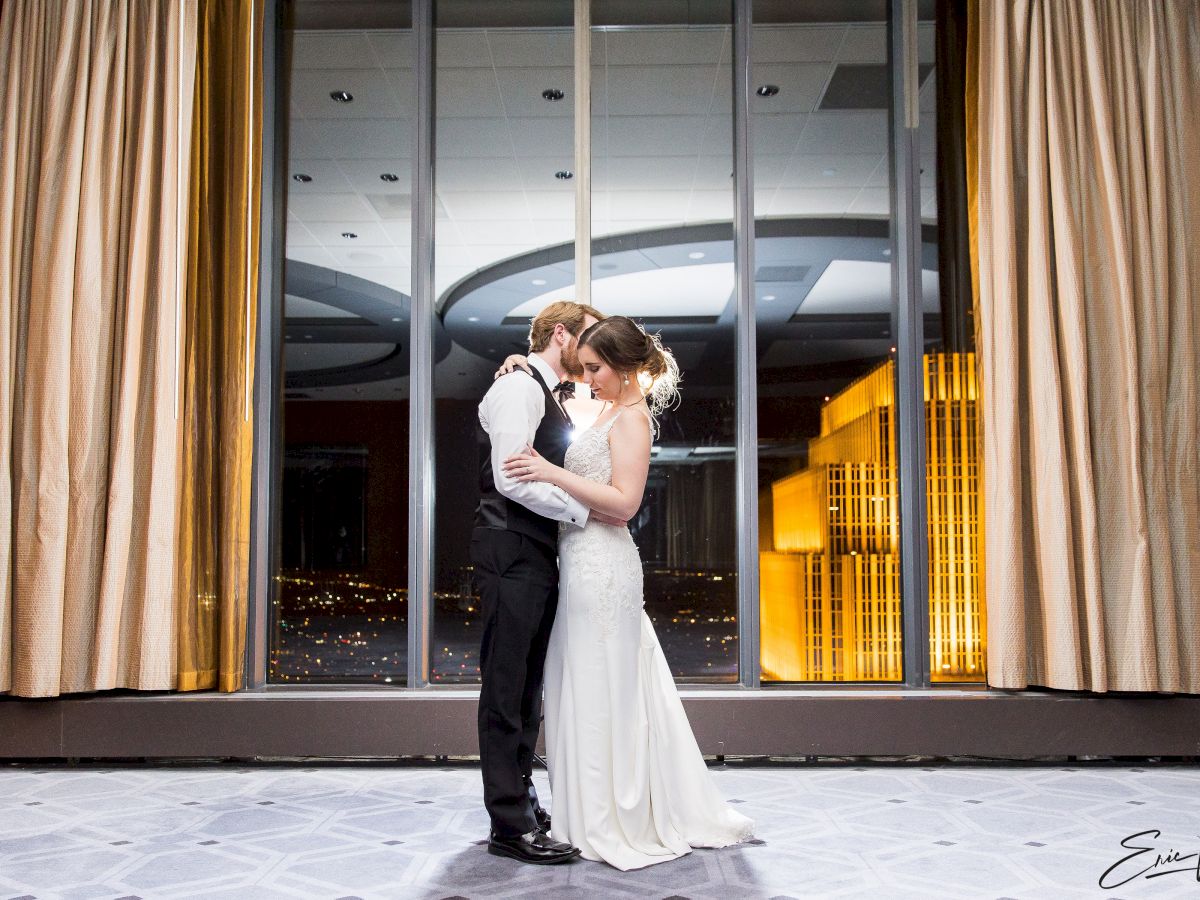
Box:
<box><xmin>341</xmin><ymin>232</ymin><xmax>358</xmax><ymax>239</ymax></box>
<box><xmin>761</xmin><ymin>294</ymin><xmax>776</xmax><ymax>301</ymax></box>
<box><xmin>292</xmin><ymin>173</ymin><xmax>312</xmax><ymax>183</ymax></box>
<box><xmin>882</xmin><ymin>248</ymin><xmax>892</xmax><ymax>256</ymax></box>
<box><xmin>541</xmin><ymin>88</ymin><xmax>565</xmax><ymax>101</ymax></box>
<box><xmin>391</xmin><ymin>317</ymin><xmax>401</xmax><ymax>322</ymax></box>
<box><xmin>380</xmin><ymin>172</ymin><xmax>400</xmax><ymax>182</ymax></box>
<box><xmin>687</xmin><ymin>251</ymin><xmax>705</xmax><ymax>260</ymax></box>
<box><xmin>554</xmin><ymin>170</ymin><xmax>573</xmax><ymax>180</ymax></box>
<box><xmin>756</xmin><ymin>84</ymin><xmax>780</xmax><ymax>98</ymax></box>
<box><xmin>330</xmin><ymin>90</ymin><xmax>354</xmax><ymax>103</ymax></box>
<box><xmin>531</xmin><ymin>278</ymin><xmax>547</xmax><ymax>285</ymax></box>
<box><xmin>304</xmin><ymin>334</ymin><xmax>313</xmax><ymax>339</ymax></box>
<box><xmin>467</xmin><ymin>316</ymin><xmax>480</xmax><ymax>322</ymax></box>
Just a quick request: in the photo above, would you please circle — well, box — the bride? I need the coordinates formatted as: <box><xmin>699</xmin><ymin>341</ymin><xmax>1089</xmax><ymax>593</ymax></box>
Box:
<box><xmin>499</xmin><ymin>315</ymin><xmax>753</xmax><ymax>871</ymax></box>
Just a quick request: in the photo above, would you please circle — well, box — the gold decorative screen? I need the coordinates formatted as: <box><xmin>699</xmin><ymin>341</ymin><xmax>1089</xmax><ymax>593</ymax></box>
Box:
<box><xmin>760</xmin><ymin>353</ymin><xmax>985</xmax><ymax>682</ymax></box>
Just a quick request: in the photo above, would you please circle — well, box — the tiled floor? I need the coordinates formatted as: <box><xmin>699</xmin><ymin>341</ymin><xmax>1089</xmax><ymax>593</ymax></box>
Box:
<box><xmin>2</xmin><ymin>762</ymin><xmax>1199</xmax><ymax>899</ymax></box>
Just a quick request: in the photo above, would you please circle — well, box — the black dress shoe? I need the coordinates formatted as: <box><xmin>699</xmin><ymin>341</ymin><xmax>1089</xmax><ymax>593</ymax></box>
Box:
<box><xmin>488</xmin><ymin>829</ymin><xmax>580</xmax><ymax>865</ymax></box>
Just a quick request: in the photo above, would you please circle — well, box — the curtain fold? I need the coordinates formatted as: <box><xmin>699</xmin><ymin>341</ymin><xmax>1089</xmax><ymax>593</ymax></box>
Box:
<box><xmin>975</xmin><ymin>0</ymin><xmax>1200</xmax><ymax>692</ymax></box>
<box><xmin>0</xmin><ymin>0</ymin><xmax>196</xmax><ymax>696</ymax></box>
<box><xmin>176</xmin><ymin>0</ymin><xmax>262</xmax><ymax>693</ymax></box>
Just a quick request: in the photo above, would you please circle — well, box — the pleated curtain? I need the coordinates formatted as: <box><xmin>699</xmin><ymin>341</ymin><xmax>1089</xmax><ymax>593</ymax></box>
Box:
<box><xmin>973</xmin><ymin>0</ymin><xmax>1200</xmax><ymax>692</ymax></box>
<box><xmin>177</xmin><ymin>0</ymin><xmax>262</xmax><ymax>693</ymax></box>
<box><xmin>0</xmin><ymin>0</ymin><xmax>196</xmax><ymax>697</ymax></box>
<box><xmin>0</xmin><ymin>0</ymin><xmax>260</xmax><ymax>697</ymax></box>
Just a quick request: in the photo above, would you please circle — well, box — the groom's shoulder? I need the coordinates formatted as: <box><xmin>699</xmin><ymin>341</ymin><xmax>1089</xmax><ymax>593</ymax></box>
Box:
<box><xmin>481</xmin><ymin>367</ymin><xmax>539</xmax><ymax>403</ymax></box>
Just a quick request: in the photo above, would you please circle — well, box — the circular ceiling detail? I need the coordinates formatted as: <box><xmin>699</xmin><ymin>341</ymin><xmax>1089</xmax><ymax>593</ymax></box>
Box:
<box><xmin>438</xmin><ymin>219</ymin><xmax>939</xmax><ymax>384</ymax></box>
<box><xmin>284</xmin><ymin>260</ymin><xmax>451</xmax><ymax>390</ymax></box>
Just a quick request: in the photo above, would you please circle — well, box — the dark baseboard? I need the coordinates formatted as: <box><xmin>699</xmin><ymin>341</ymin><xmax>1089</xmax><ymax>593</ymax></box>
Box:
<box><xmin>3</xmin><ymin>688</ymin><xmax>1199</xmax><ymax>760</ymax></box>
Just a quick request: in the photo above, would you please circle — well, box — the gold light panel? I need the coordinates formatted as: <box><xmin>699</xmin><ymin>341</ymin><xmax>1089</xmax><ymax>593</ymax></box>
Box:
<box><xmin>761</xmin><ymin>353</ymin><xmax>985</xmax><ymax>683</ymax></box>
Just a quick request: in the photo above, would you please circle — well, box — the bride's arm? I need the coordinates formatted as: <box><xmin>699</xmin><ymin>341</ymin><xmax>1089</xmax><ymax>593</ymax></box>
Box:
<box><xmin>502</xmin><ymin>413</ymin><xmax>651</xmax><ymax>520</ymax></box>
<box><xmin>591</xmin><ymin>510</ymin><xmax>628</xmax><ymax>526</ymax></box>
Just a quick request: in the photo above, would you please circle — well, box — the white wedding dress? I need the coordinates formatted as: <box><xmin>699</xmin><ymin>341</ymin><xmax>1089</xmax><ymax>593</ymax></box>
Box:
<box><xmin>542</xmin><ymin>407</ymin><xmax>754</xmax><ymax>871</ymax></box>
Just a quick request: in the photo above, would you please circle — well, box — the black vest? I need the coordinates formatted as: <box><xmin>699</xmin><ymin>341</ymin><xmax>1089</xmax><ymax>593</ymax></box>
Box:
<box><xmin>475</xmin><ymin>368</ymin><xmax>574</xmax><ymax>548</ymax></box>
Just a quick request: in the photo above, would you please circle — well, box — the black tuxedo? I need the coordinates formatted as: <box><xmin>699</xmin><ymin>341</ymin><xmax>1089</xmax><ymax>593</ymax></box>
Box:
<box><xmin>472</xmin><ymin>367</ymin><xmax>573</xmax><ymax>837</ymax></box>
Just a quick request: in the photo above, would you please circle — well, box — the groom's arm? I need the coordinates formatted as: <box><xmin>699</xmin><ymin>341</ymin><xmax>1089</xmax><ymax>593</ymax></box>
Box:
<box><xmin>480</xmin><ymin>376</ymin><xmax>590</xmax><ymax>527</ymax></box>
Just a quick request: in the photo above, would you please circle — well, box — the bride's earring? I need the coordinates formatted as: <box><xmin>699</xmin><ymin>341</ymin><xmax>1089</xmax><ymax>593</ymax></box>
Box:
<box><xmin>623</xmin><ymin>376</ymin><xmax>629</xmax><ymax>385</ymax></box>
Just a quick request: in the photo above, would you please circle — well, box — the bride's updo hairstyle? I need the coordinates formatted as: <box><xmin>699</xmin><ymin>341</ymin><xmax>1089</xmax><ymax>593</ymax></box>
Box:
<box><xmin>577</xmin><ymin>315</ymin><xmax>681</xmax><ymax>421</ymax></box>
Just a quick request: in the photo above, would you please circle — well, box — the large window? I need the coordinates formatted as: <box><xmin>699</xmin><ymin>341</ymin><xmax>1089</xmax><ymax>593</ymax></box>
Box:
<box><xmin>272</xmin><ymin>21</ymin><xmax>414</xmax><ymax>683</ymax></box>
<box><xmin>268</xmin><ymin>1</ymin><xmax>980</xmax><ymax>691</ymax></box>
<box><xmin>589</xmin><ymin>7</ymin><xmax>739</xmax><ymax>681</ymax></box>
<box><xmin>429</xmin><ymin>2</ymin><xmax>739</xmax><ymax>683</ymax></box>
<box><xmin>429</xmin><ymin>6</ymin><xmax>578</xmax><ymax>684</ymax></box>
<box><xmin>752</xmin><ymin>9</ymin><xmax>907</xmax><ymax>682</ymax></box>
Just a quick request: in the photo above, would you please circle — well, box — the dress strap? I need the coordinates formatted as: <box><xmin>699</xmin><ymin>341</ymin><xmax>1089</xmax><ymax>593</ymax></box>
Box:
<box><xmin>597</xmin><ymin>402</ymin><xmax>651</xmax><ymax>433</ymax></box>
<box><xmin>597</xmin><ymin>407</ymin><xmax>623</xmax><ymax>432</ymax></box>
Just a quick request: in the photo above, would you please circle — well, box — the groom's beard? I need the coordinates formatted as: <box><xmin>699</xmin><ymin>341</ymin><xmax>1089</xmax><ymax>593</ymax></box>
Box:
<box><xmin>561</xmin><ymin>341</ymin><xmax>584</xmax><ymax>379</ymax></box>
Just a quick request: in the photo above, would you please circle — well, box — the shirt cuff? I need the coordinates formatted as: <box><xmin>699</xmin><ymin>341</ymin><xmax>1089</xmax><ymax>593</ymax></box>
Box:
<box><xmin>564</xmin><ymin>494</ymin><xmax>590</xmax><ymax>528</ymax></box>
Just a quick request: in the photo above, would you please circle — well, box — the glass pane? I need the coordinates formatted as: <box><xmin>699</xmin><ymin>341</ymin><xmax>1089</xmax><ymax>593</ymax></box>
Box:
<box><xmin>430</xmin><ymin>2</ymin><xmax>738</xmax><ymax>684</ymax></box>
<box><xmin>431</xmin><ymin>4</ymin><xmax>576</xmax><ymax>683</ymax></box>
<box><xmin>921</xmin><ymin>13</ymin><xmax>986</xmax><ymax>684</ymax></box>
<box><xmin>589</xmin><ymin>3</ymin><xmax>738</xmax><ymax>682</ymax></box>
<box><xmin>753</xmin><ymin>5</ymin><xmax>908</xmax><ymax>682</ymax></box>
<box><xmin>271</xmin><ymin>18</ymin><xmax>413</xmax><ymax>684</ymax></box>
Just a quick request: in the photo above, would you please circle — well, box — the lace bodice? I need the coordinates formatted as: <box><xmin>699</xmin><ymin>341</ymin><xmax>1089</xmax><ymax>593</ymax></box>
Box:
<box><xmin>563</xmin><ymin>409</ymin><xmax>621</xmax><ymax>485</ymax></box>
<box><xmin>558</xmin><ymin>406</ymin><xmax>646</xmax><ymax>636</ymax></box>
<box><xmin>563</xmin><ymin>404</ymin><xmax>654</xmax><ymax>484</ymax></box>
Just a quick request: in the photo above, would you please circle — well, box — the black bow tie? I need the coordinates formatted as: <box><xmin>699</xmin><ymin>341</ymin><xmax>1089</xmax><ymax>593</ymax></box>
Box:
<box><xmin>553</xmin><ymin>380</ymin><xmax>575</xmax><ymax>403</ymax></box>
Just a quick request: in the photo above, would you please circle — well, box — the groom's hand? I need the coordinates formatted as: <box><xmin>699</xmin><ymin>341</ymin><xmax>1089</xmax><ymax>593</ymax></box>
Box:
<box><xmin>590</xmin><ymin>511</ymin><xmax>628</xmax><ymax>527</ymax></box>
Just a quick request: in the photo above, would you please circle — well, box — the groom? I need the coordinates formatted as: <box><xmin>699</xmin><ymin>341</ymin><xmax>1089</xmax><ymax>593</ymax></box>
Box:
<box><xmin>473</xmin><ymin>300</ymin><xmax>606</xmax><ymax>864</ymax></box>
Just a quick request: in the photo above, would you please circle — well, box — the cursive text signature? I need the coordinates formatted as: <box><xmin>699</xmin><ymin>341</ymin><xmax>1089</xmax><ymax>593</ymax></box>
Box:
<box><xmin>1099</xmin><ymin>830</ymin><xmax>1200</xmax><ymax>889</ymax></box>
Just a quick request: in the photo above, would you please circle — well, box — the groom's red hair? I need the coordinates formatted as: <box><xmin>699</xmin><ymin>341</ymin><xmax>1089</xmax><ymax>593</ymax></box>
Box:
<box><xmin>528</xmin><ymin>300</ymin><xmax>607</xmax><ymax>352</ymax></box>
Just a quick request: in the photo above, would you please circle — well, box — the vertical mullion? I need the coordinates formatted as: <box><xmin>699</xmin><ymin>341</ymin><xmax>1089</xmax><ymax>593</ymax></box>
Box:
<box><xmin>890</xmin><ymin>0</ymin><xmax>932</xmax><ymax>688</ymax></box>
<box><xmin>574</xmin><ymin>0</ymin><xmax>591</xmax><ymax>305</ymax></box>
<box><xmin>408</xmin><ymin>0</ymin><xmax>435</xmax><ymax>690</ymax></box>
<box><xmin>247</xmin><ymin>0</ymin><xmax>283</xmax><ymax>689</ymax></box>
<box><xmin>733</xmin><ymin>0</ymin><xmax>760</xmax><ymax>689</ymax></box>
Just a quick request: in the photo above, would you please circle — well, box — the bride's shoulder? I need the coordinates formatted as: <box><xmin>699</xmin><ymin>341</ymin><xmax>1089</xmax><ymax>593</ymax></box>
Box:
<box><xmin>609</xmin><ymin>404</ymin><xmax>653</xmax><ymax>445</ymax></box>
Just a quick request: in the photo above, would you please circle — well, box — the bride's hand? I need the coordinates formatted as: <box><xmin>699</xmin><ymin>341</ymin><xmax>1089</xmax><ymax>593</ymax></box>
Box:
<box><xmin>502</xmin><ymin>447</ymin><xmax>559</xmax><ymax>485</ymax></box>
<box><xmin>494</xmin><ymin>354</ymin><xmax>532</xmax><ymax>380</ymax></box>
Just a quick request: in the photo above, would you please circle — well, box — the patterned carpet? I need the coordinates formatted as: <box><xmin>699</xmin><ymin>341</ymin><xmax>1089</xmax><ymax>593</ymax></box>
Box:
<box><xmin>2</xmin><ymin>762</ymin><xmax>1199</xmax><ymax>899</ymax></box>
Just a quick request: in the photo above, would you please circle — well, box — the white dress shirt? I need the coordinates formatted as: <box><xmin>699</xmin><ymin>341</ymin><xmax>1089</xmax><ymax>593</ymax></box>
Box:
<box><xmin>478</xmin><ymin>354</ymin><xmax>590</xmax><ymax>528</ymax></box>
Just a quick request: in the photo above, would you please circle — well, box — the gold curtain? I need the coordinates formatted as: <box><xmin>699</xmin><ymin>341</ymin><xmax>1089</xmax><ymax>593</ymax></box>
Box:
<box><xmin>177</xmin><ymin>0</ymin><xmax>263</xmax><ymax>692</ymax></box>
<box><xmin>974</xmin><ymin>0</ymin><xmax>1200</xmax><ymax>692</ymax></box>
<box><xmin>0</xmin><ymin>0</ymin><xmax>196</xmax><ymax>696</ymax></box>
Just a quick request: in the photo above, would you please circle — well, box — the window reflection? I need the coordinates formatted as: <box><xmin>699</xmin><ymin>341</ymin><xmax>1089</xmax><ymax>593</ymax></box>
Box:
<box><xmin>431</xmin><ymin>4</ymin><xmax>739</xmax><ymax>683</ymax></box>
<box><xmin>589</xmin><ymin>13</ymin><xmax>739</xmax><ymax>682</ymax></box>
<box><xmin>272</xmin><ymin>23</ymin><xmax>415</xmax><ymax>684</ymax></box>
<box><xmin>270</xmin><ymin>4</ymin><xmax>982</xmax><ymax>688</ymax></box>
<box><xmin>430</xmin><ymin>11</ymin><xmax>579</xmax><ymax>684</ymax></box>
<box><xmin>752</xmin><ymin>11</ymin><xmax>910</xmax><ymax>682</ymax></box>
